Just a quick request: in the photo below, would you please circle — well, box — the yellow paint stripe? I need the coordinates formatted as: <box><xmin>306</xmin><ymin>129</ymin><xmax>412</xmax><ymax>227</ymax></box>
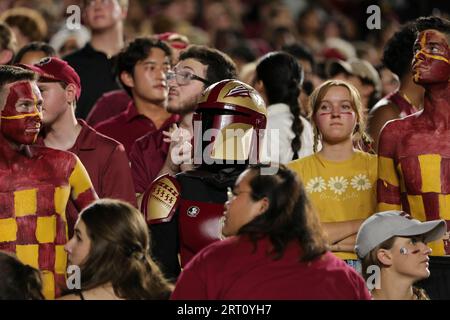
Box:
<box><xmin>1</xmin><ymin>112</ymin><xmax>41</xmax><ymax>120</ymax></box>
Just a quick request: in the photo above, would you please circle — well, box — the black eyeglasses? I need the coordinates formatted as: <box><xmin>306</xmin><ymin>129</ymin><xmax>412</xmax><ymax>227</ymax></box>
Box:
<box><xmin>166</xmin><ymin>70</ymin><xmax>209</xmax><ymax>86</ymax></box>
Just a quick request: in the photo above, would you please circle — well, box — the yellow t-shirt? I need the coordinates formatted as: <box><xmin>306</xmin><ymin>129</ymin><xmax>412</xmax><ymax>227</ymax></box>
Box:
<box><xmin>288</xmin><ymin>150</ymin><xmax>377</xmax><ymax>260</ymax></box>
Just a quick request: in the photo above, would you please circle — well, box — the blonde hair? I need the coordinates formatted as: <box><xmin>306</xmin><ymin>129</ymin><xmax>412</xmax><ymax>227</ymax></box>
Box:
<box><xmin>309</xmin><ymin>80</ymin><xmax>372</xmax><ymax>152</ymax></box>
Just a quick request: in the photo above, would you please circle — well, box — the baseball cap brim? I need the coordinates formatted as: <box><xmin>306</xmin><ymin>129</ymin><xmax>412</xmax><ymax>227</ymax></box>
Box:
<box><xmin>395</xmin><ymin>219</ymin><xmax>447</xmax><ymax>243</ymax></box>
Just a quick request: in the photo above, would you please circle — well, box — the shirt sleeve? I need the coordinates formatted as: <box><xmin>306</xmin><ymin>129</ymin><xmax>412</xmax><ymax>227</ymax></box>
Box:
<box><xmin>377</xmin><ymin>121</ymin><xmax>402</xmax><ymax>211</ymax></box>
<box><xmin>69</xmin><ymin>156</ymin><xmax>98</xmax><ymax>211</ymax></box>
<box><xmin>100</xmin><ymin>143</ymin><xmax>137</xmax><ymax>207</ymax></box>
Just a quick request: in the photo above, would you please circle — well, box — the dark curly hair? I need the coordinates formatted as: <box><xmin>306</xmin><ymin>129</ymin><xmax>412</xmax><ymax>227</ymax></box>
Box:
<box><xmin>13</xmin><ymin>41</ymin><xmax>56</xmax><ymax>64</ymax></box>
<box><xmin>415</xmin><ymin>15</ymin><xmax>450</xmax><ymax>37</ymax></box>
<box><xmin>179</xmin><ymin>45</ymin><xmax>237</xmax><ymax>86</ymax></box>
<box><xmin>237</xmin><ymin>164</ymin><xmax>328</xmax><ymax>262</ymax></box>
<box><xmin>382</xmin><ymin>21</ymin><xmax>417</xmax><ymax>80</ymax></box>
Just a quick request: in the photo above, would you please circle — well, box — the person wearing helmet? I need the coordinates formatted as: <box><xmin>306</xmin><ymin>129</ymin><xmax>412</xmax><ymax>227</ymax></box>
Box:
<box><xmin>141</xmin><ymin>79</ymin><xmax>267</xmax><ymax>281</ymax></box>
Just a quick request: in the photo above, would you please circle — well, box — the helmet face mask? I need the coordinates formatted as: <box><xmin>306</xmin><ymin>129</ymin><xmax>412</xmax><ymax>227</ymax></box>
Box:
<box><xmin>192</xmin><ymin>79</ymin><xmax>267</xmax><ymax>167</ymax></box>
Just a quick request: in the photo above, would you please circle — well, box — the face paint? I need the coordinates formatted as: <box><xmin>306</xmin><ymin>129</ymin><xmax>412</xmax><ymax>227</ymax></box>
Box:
<box><xmin>1</xmin><ymin>81</ymin><xmax>42</xmax><ymax>145</ymax></box>
<box><xmin>412</xmin><ymin>30</ymin><xmax>450</xmax><ymax>84</ymax></box>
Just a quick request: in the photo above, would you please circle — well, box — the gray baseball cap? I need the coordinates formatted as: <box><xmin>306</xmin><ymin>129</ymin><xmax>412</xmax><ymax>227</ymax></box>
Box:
<box><xmin>355</xmin><ymin>211</ymin><xmax>447</xmax><ymax>259</ymax></box>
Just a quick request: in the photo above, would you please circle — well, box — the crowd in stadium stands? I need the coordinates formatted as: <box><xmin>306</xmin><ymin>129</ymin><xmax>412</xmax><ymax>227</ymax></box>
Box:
<box><xmin>0</xmin><ymin>0</ymin><xmax>449</xmax><ymax>300</ymax></box>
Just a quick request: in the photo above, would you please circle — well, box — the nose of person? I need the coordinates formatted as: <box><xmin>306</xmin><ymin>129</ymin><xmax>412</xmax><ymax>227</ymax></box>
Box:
<box><xmin>330</xmin><ymin>105</ymin><xmax>341</xmax><ymax>118</ymax></box>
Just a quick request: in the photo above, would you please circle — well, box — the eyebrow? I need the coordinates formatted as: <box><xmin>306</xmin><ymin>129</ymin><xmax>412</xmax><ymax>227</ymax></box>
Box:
<box><xmin>178</xmin><ymin>66</ymin><xmax>195</xmax><ymax>72</ymax></box>
<box><xmin>320</xmin><ymin>100</ymin><xmax>352</xmax><ymax>103</ymax></box>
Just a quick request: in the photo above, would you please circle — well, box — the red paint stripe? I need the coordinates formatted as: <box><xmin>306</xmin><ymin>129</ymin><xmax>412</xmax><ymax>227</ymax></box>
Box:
<box><xmin>38</xmin><ymin>243</ymin><xmax>55</xmax><ymax>271</ymax></box>
<box><xmin>441</xmin><ymin>158</ymin><xmax>450</xmax><ymax>193</ymax></box>
<box><xmin>377</xmin><ymin>179</ymin><xmax>401</xmax><ymax>205</ymax></box>
<box><xmin>73</xmin><ymin>188</ymin><xmax>97</xmax><ymax>211</ymax></box>
<box><xmin>0</xmin><ymin>192</ymin><xmax>14</xmax><ymax>218</ymax></box>
<box><xmin>399</xmin><ymin>157</ymin><xmax>422</xmax><ymax>194</ymax></box>
<box><xmin>55</xmin><ymin>214</ymin><xmax>67</xmax><ymax>245</ymax></box>
<box><xmin>16</xmin><ymin>216</ymin><xmax>37</xmax><ymax>244</ymax></box>
<box><xmin>0</xmin><ymin>242</ymin><xmax>16</xmax><ymax>252</ymax></box>
<box><xmin>422</xmin><ymin>193</ymin><xmax>440</xmax><ymax>221</ymax></box>
<box><xmin>400</xmin><ymin>192</ymin><xmax>411</xmax><ymax>213</ymax></box>
<box><xmin>36</xmin><ymin>185</ymin><xmax>55</xmax><ymax>217</ymax></box>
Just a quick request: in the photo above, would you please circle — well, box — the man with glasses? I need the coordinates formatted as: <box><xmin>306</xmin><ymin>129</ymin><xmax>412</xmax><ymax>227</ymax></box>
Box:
<box><xmin>129</xmin><ymin>46</ymin><xmax>238</xmax><ymax>280</ymax></box>
<box><xmin>130</xmin><ymin>45</ymin><xmax>237</xmax><ymax>199</ymax></box>
<box><xmin>64</xmin><ymin>0</ymin><xmax>128</xmax><ymax>119</ymax></box>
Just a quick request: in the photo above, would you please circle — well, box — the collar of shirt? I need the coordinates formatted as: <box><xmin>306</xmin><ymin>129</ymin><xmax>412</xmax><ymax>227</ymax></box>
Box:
<box><xmin>123</xmin><ymin>101</ymin><xmax>181</xmax><ymax>127</ymax></box>
<box><xmin>71</xmin><ymin>119</ymin><xmax>97</xmax><ymax>151</ymax></box>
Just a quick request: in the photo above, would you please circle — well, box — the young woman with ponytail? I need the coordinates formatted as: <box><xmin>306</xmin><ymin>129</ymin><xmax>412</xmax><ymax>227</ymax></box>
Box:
<box><xmin>288</xmin><ymin>80</ymin><xmax>377</xmax><ymax>269</ymax></box>
<box><xmin>254</xmin><ymin>51</ymin><xmax>314</xmax><ymax>163</ymax></box>
<box><xmin>60</xmin><ymin>199</ymin><xmax>172</xmax><ymax>300</ymax></box>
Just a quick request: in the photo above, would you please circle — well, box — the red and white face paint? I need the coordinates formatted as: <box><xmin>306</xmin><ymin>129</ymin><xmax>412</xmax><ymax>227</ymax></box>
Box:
<box><xmin>413</xmin><ymin>30</ymin><xmax>450</xmax><ymax>84</ymax></box>
<box><xmin>1</xmin><ymin>81</ymin><xmax>43</xmax><ymax>146</ymax></box>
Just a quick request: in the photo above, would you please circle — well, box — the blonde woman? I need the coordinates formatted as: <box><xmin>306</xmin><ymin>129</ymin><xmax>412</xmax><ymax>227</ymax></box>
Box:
<box><xmin>288</xmin><ymin>80</ymin><xmax>376</xmax><ymax>268</ymax></box>
<box><xmin>355</xmin><ymin>211</ymin><xmax>446</xmax><ymax>300</ymax></box>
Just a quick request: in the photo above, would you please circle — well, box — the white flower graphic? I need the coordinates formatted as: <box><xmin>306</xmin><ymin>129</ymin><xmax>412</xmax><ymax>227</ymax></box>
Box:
<box><xmin>305</xmin><ymin>177</ymin><xmax>327</xmax><ymax>193</ymax></box>
<box><xmin>328</xmin><ymin>176</ymin><xmax>348</xmax><ymax>195</ymax></box>
<box><xmin>351</xmin><ymin>174</ymin><xmax>372</xmax><ymax>191</ymax></box>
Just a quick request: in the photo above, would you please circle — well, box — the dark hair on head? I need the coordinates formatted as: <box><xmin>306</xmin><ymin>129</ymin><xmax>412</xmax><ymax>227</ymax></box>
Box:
<box><xmin>415</xmin><ymin>16</ymin><xmax>450</xmax><ymax>36</ymax></box>
<box><xmin>13</xmin><ymin>41</ymin><xmax>56</xmax><ymax>64</ymax></box>
<box><xmin>76</xmin><ymin>199</ymin><xmax>173</xmax><ymax>299</ymax></box>
<box><xmin>0</xmin><ymin>251</ymin><xmax>44</xmax><ymax>300</ymax></box>
<box><xmin>282</xmin><ymin>43</ymin><xmax>316</xmax><ymax>73</ymax></box>
<box><xmin>228</xmin><ymin>42</ymin><xmax>257</xmax><ymax>64</ymax></box>
<box><xmin>0</xmin><ymin>65</ymin><xmax>37</xmax><ymax>89</ymax></box>
<box><xmin>382</xmin><ymin>22</ymin><xmax>417</xmax><ymax>79</ymax></box>
<box><xmin>237</xmin><ymin>164</ymin><xmax>328</xmax><ymax>262</ymax></box>
<box><xmin>116</xmin><ymin>36</ymin><xmax>172</xmax><ymax>97</ymax></box>
<box><xmin>256</xmin><ymin>51</ymin><xmax>304</xmax><ymax>159</ymax></box>
<box><xmin>179</xmin><ymin>45</ymin><xmax>237</xmax><ymax>86</ymax></box>
<box><xmin>0</xmin><ymin>7</ymin><xmax>47</xmax><ymax>43</ymax></box>
<box><xmin>0</xmin><ymin>22</ymin><xmax>16</xmax><ymax>60</ymax></box>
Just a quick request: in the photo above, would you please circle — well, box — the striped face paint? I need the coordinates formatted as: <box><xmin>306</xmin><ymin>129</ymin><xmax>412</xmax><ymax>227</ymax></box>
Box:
<box><xmin>1</xmin><ymin>81</ymin><xmax>43</xmax><ymax>145</ymax></box>
<box><xmin>412</xmin><ymin>30</ymin><xmax>450</xmax><ymax>84</ymax></box>
<box><xmin>317</xmin><ymin>104</ymin><xmax>355</xmax><ymax>117</ymax></box>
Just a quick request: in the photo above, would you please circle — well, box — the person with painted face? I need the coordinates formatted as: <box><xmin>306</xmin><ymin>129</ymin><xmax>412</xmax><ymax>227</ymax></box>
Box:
<box><xmin>0</xmin><ymin>65</ymin><xmax>97</xmax><ymax>299</ymax></box>
<box><xmin>377</xmin><ymin>16</ymin><xmax>450</xmax><ymax>299</ymax></box>
<box><xmin>140</xmin><ymin>79</ymin><xmax>267</xmax><ymax>281</ymax></box>
<box><xmin>355</xmin><ymin>211</ymin><xmax>446</xmax><ymax>300</ymax></box>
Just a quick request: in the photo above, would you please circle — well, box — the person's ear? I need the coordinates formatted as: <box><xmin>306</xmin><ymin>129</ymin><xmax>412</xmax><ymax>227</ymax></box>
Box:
<box><xmin>377</xmin><ymin>248</ymin><xmax>393</xmax><ymax>266</ymax></box>
<box><xmin>120</xmin><ymin>71</ymin><xmax>134</xmax><ymax>88</ymax></box>
<box><xmin>65</xmin><ymin>83</ymin><xmax>78</xmax><ymax>105</ymax></box>
<box><xmin>254</xmin><ymin>79</ymin><xmax>264</xmax><ymax>94</ymax></box>
<box><xmin>256</xmin><ymin>197</ymin><xmax>269</xmax><ymax>216</ymax></box>
<box><xmin>0</xmin><ymin>49</ymin><xmax>13</xmax><ymax>65</ymax></box>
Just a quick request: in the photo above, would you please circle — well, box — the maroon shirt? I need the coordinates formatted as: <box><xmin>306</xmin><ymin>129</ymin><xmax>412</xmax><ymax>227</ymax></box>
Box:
<box><xmin>130</xmin><ymin>130</ymin><xmax>173</xmax><ymax>194</ymax></box>
<box><xmin>86</xmin><ymin>89</ymin><xmax>131</xmax><ymax>127</ymax></box>
<box><xmin>94</xmin><ymin>101</ymin><xmax>179</xmax><ymax>156</ymax></box>
<box><xmin>38</xmin><ymin>120</ymin><xmax>137</xmax><ymax>235</ymax></box>
<box><xmin>171</xmin><ymin>236</ymin><xmax>371</xmax><ymax>300</ymax></box>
